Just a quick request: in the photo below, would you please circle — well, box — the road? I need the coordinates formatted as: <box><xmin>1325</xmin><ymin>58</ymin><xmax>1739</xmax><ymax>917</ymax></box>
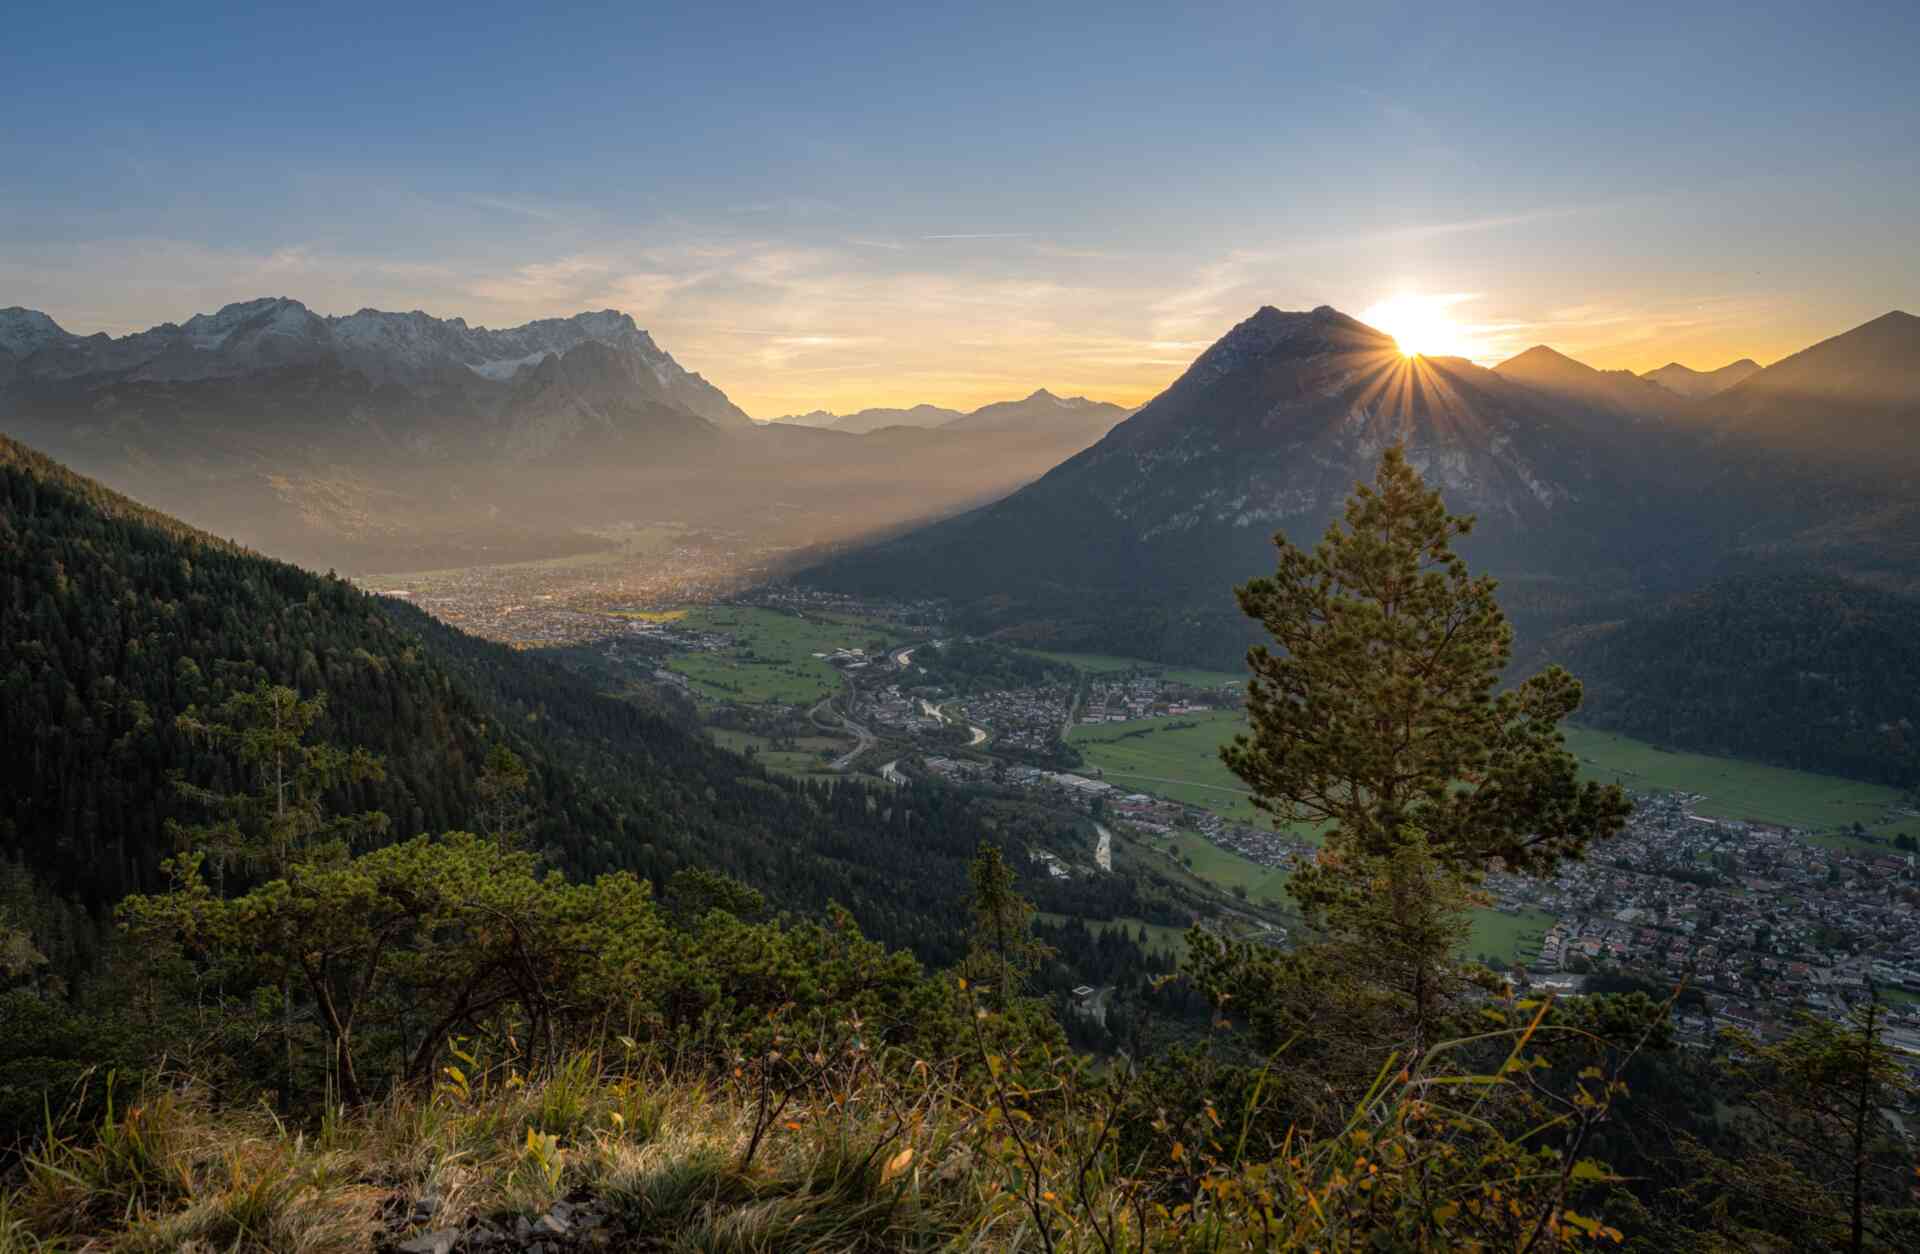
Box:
<box><xmin>879</xmin><ymin>759</ymin><xmax>906</xmax><ymax>785</ymax></box>
<box><xmin>1093</xmin><ymin>823</ymin><xmax>1113</xmax><ymax>872</ymax></box>
<box><xmin>968</xmin><ymin>724</ymin><xmax>989</xmax><ymax>746</ymax></box>
<box><xmin>809</xmin><ymin>688</ymin><xmax>875</xmax><ymax>772</ymax></box>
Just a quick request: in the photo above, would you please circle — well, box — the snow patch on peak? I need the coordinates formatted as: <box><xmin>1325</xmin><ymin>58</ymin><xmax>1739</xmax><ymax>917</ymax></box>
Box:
<box><xmin>469</xmin><ymin>350</ymin><xmax>558</xmax><ymax>380</ymax></box>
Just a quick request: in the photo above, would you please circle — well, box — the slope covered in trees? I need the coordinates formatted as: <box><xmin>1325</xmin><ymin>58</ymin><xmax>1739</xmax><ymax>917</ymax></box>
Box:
<box><xmin>0</xmin><ymin>432</ymin><xmax>1075</xmax><ymax>973</ymax></box>
<box><xmin>1550</xmin><ymin>573</ymin><xmax>1920</xmax><ymax>788</ymax></box>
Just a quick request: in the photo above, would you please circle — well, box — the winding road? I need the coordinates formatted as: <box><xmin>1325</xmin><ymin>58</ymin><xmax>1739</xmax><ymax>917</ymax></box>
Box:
<box><xmin>809</xmin><ymin>688</ymin><xmax>875</xmax><ymax>772</ymax></box>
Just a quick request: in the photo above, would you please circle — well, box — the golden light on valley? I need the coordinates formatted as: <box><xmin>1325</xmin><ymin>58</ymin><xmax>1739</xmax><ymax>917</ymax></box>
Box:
<box><xmin>1359</xmin><ymin>293</ymin><xmax>1475</xmax><ymax>359</ymax></box>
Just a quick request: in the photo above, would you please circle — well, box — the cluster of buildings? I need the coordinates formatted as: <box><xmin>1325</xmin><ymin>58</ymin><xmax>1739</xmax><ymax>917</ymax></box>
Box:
<box><xmin>1079</xmin><ymin>676</ymin><xmax>1230</xmax><ymax>724</ymax></box>
<box><xmin>358</xmin><ymin>528</ymin><xmax>780</xmax><ymax>646</ymax></box>
<box><xmin>918</xmin><ymin>756</ymin><xmax>1117</xmax><ymax>807</ymax></box>
<box><xmin>1466</xmin><ymin>793</ymin><xmax>1920</xmax><ymax>1046</ymax></box>
<box><xmin>958</xmin><ymin>685</ymin><xmax>1075</xmax><ymax>754</ymax></box>
<box><xmin>857</xmin><ymin>683</ymin><xmax>948</xmax><ymax>735</ymax></box>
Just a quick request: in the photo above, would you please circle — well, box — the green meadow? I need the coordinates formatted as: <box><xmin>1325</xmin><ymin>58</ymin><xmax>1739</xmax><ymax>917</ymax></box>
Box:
<box><xmin>1466</xmin><ymin>907</ymin><xmax>1557</xmax><ymax>966</ymax></box>
<box><xmin>1069</xmin><ymin>710</ymin><xmax>1264</xmax><ymax>822</ymax></box>
<box><xmin>705</xmin><ymin>727</ymin><xmax>851</xmax><ymax>779</ymax></box>
<box><xmin>663</xmin><ymin>606</ymin><xmax>903</xmax><ymax>705</ymax></box>
<box><xmin>1065</xmin><ymin>703</ymin><xmax>1918</xmax><ymax>848</ymax></box>
<box><xmin>1563</xmin><ymin>727</ymin><xmax>1919</xmax><ymax>846</ymax></box>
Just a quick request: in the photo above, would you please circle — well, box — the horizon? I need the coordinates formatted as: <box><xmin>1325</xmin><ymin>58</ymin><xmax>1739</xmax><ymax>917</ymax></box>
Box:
<box><xmin>5</xmin><ymin>1</ymin><xmax>1915</xmax><ymax>415</ymax></box>
<box><xmin>10</xmin><ymin>290</ymin><xmax>1899</xmax><ymax>422</ymax></box>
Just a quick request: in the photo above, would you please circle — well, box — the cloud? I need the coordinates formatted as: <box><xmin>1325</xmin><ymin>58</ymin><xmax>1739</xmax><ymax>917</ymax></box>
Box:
<box><xmin>466</xmin><ymin>195</ymin><xmax>573</xmax><ymax>224</ymax></box>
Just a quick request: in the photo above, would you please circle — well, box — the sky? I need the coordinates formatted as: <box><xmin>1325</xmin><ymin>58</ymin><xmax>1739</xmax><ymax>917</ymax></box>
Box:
<box><xmin>3</xmin><ymin>1</ymin><xmax>1914</xmax><ymax>416</ymax></box>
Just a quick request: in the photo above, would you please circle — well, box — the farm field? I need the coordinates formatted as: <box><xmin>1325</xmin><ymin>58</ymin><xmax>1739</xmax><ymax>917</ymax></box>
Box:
<box><xmin>1466</xmin><ymin>907</ymin><xmax>1557</xmax><ymax>966</ymax></box>
<box><xmin>1067</xmin><ymin>706</ymin><xmax>1918</xmax><ymax>849</ymax></box>
<box><xmin>1069</xmin><ymin>711</ymin><xmax>1264</xmax><ymax>822</ymax></box>
<box><xmin>705</xmin><ymin>727</ymin><xmax>850</xmax><ymax>779</ymax></box>
<box><xmin>1564</xmin><ymin>727</ymin><xmax>1919</xmax><ymax>846</ymax></box>
<box><xmin>664</xmin><ymin>606</ymin><xmax>903</xmax><ymax>705</ymax></box>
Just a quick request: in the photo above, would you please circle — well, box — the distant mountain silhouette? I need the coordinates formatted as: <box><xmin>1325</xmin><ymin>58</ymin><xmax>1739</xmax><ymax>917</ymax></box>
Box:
<box><xmin>1689</xmin><ymin>311</ymin><xmax>1920</xmax><ymax>470</ymax></box>
<box><xmin>1641</xmin><ymin>358</ymin><xmax>1760</xmax><ymax>398</ymax></box>
<box><xmin>764</xmin><ymin>389</ymin><xmax>1126</xmax><ymax>439</ymax></box>
<box><xmin>804</xmin><ymin>306</ymin><xmax>1920</xmax><ymax>672</ymax></box>
<box><xmin>938</xmin><ymin>389</ymin><xmax>1128</xmax><ymax>437</ymax></box>
<box><xmin>804</xmin><ymin>306</ymin><xmax>1691</xmax><ymax>666</ymax></box>
<box><xmin>0</xmin><ymin>299</ymin><xmax>1137</xmax><ymax>571</ymax></box>
<box><xmin>1492</xmin><ymin>344</ymin><xmax>1676</xmax><ymax>420</ymax></box>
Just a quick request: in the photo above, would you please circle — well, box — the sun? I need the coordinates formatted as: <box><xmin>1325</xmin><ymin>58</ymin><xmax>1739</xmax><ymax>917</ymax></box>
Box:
<box><xmin>1359</xmin><ymin>293</ymin><xmax>1473</xmax><ymax>359</ymax></box>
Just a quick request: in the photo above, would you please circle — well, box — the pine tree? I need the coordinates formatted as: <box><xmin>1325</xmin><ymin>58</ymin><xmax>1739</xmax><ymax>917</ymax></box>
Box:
<box><xmin>474</xmin><ymin>743</ymin><xmax>534</xmax><ymax>853</ymax></box>
<box><xmin>962</xmin><ymin>843</ymin><xmax>1049</xmax><ymax>1009</ymax></box>
<box><xmin>1219</xmin><ymin>446</ymin><xmax>1629</xmax><ymax>1052</ymax></box>
<box><xmin>170</xmin><ymin>681</ymin><xmax>389</xmax><ymax>882</ymax></box>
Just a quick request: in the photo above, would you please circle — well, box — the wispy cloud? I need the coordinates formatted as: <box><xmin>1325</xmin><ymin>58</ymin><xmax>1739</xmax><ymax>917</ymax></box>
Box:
<box><xmin>920</xmin><ymin>232</ymin><xmax>1033</xmax><ymax>240</ymax></box>
<box><xmin>466</xmin><ymin>195</ymin><xmax>572</xmax><ymax>224</ymax></box>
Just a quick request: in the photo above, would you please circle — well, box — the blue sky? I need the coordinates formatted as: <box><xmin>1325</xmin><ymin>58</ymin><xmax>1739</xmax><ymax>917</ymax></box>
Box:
<box><xmin>4</xmin><ymin>0</ymin><xmax>1914</xmax><ymax>413</ymax></box>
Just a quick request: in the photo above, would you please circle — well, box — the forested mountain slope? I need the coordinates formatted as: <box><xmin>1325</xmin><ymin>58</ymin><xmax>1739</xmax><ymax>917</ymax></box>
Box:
<box><xmin>803</xmin><ymin>305</ymin><xmax>1698</xmax><ymax>667</ymax></box>
<box><xmin>1546</xmin><ymin>573</ymin><xmax>1920</xmax><ymax>788</ymax></box>
<box><xmin>0</xmin><ymin>433</ymin><xmax>1070</xmax><ymax>974</ymax></box>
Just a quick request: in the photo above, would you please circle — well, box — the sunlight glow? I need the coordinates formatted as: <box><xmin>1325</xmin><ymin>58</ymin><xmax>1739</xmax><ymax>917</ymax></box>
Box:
<box><xmin>1359</xmin><ymin>293</ymin><xmax>1475</xmax><ymax>359</ymax></box>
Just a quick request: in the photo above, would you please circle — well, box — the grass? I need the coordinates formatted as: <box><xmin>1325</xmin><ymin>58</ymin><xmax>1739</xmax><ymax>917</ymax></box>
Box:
<box><xmin>663</xmin><ymin>606</ymin><xmax>904</xmax><ymax>706</ymax></box>
<box><xmin>1070</xmin><ymin>711</ymin><xmax>1264</xmax><ymax>822</ymax></box>
<box><xmin>1466</xmin><ymin>908</ymin><xmax>1557</xmax><ymax>966</ymax></box>
<box><xmin>0</xmin><ymin>1037</ymin><xmax>1609</xmax><ymax>1252</ymax></box>
<box><xmin>706</xmin><ymin>728</ymin><xmax>850</xmax><ymax>779</ymax></box>
<box><xmin>1125</xmin><ymin>829</ymin><xmax>1292</xmax><ymax>907</ymax></box>
<box><xmin>1068</xmin><ymin>705</ymin><xmax>1920</xmax><ymax>851</ymax></box>
<box><xmin>1564</xmin><ymin>726</ymin><xmax>1920</xmax><ymax>847</ymax></box>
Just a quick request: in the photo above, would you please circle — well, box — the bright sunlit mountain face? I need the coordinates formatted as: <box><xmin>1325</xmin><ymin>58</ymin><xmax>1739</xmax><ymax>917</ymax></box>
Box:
<box><xmin>1359</xmin><ymin>294</ymin><xmax>1475</xmax><ymax>359</ymax></box>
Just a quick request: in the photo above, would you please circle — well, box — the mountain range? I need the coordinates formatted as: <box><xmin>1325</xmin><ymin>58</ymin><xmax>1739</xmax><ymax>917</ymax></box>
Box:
<box><xmin>0</xmin><ymin>300</ymin><xmax>1127</xmax><ymax>570</ymax></box>
<box><xmin>804</xmin><ymin>306</ymin><xmax>1699</xmax><ymax>659</ymax></box>
<box><xmin>764</xmin><ymin>389</ymin><xmax>1129</xmax><ymax>437</ymax></box>
<box><xmin>801</xmin><ymin>305</ymin><xmax>1920</xmax><ymax>785</ymax></box>
<box><xmin>1641</xmin><ymin>358</ymin><xmax>1761</xmax><ymax>398</ymax></box>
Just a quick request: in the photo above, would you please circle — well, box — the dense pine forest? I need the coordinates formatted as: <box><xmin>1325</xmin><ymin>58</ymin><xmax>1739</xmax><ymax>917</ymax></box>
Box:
<box><xmin>3</xmin><ymin>436</ymin><xmax>1917</xmax><ymax>1251</ymax></box>
<box><xmin>1550</xmin><ymin>573</ymin><xmax>1920</xmax><ymax>788</ymax></box>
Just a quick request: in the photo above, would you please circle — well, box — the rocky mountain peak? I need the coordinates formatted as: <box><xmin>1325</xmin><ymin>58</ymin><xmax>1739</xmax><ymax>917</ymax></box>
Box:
<box><xmin>0</xmin><ymin>307</ymin><xmax>74</xmax><ymax>357</ymax></box>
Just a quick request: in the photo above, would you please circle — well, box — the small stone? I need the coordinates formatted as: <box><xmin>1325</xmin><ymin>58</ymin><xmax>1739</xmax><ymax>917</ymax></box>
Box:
<box><xmin>533</xmin><ymin>1211</ymin><xmax>572</xmax><ymax>1236</ymax></box>
<box><xmin>396</xmin><ymin>1229</ymin><xmax>458</xmax><ymax>1254</ymax></box>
